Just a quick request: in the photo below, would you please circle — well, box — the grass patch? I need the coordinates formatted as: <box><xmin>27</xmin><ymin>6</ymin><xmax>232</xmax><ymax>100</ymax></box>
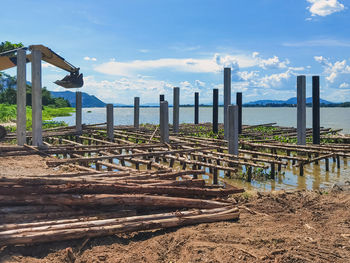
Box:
<box><xmin>0</xmin><ymin>104</ymin><xmax>74</xmax><ymax>130</ymax></box>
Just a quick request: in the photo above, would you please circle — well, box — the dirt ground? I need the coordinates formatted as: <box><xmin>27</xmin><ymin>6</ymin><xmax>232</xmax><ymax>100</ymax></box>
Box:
<box><xmin>1</xmin><ymin>150</ymin><xmax>350</xmax><ymax>262</ymax></box>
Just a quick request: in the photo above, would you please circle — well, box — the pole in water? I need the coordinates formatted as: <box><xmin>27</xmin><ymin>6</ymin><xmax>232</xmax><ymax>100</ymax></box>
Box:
<box><xmin>213</xmin><ymin>89</ymin><xmax>219</xmax><ymax>133</ymax></box>
<box><xmin>31</xmin><ymin>49</ymin><xmax>43</xmax><ymax>147</ymax></box>
<box><xmin>106</xmin><ymin>104</ymin><xmax>114</xmax><ymax>141</ymax></box>
<box><xmin>194</xmin><ymin>92</ymin><xmax>199</xmax><ymax>124</ymax></box>
<box><xmin>312</xmin><ymin>76</ymin><xmax>320</xmax><ymax>144</ymax></box>
<box><xmin>297</xmin><ymin>75</ymin><xmax>306</xmax><ymax>145</ymax></box>
<box><xmin>224</xmin><ymin>68</ymin><xmax>231</xmax><ymax>139</ymax></box>
<box><xmin>160</xmin><ymin>101</ymin><xmax>169</xmax><ymax>143</ymax></box>
<box><xmin>134</xmin><ymin>97</ymin><xmax>140</xmax><ymax>129</ymax></box>
<box><xmin>236</xmin><ymin>92</ymin><xmax>242</xmax><ymax>134</ymax></box>
<box><xmin>75</xmin><ymin>91</ymin><xmax>82</xmax><ymax>134</ymax></box>
<box><xmin>173</xmin><ymin>87</ymin><xmax>179</xmax><ymax>133</ymax></box>
<box><xmin>228</xmin><ymin>105</ymin><xmax>239</xmax><ymax>155</ymax></box>
<box><xmin>16</xmin><ymin>49</ymin><xmax>27</xmax><ymax>146</ymax></box>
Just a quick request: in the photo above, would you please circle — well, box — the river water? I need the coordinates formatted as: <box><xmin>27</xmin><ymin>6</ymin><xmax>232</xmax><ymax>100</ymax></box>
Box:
<box><xmin>53</xmin><ymin>107</ymin><xmax>350</xmax><ymax>191</ymax></box>
<box><xmin>54</xmin><ymin>107</ymin><xmax>350</xmax><ymax>134</ymax></box>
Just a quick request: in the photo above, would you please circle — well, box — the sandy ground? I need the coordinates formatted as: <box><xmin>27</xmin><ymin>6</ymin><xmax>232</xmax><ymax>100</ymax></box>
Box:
<box><xmin>1</xmin><ymin>149</ymin><xmax>350</xmax><ymax>262</ymax></box>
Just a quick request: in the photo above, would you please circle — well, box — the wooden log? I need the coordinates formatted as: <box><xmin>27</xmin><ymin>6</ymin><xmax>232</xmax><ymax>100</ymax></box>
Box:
<box><xmin>0</xmin><ymin>207</ymin><xmax>239</xmax><ymax>246</ymax></box>
<box><xmin>0</xmin><ymin>210</ymin><xmax>136</xmax><ymax>224</ymax></box>
<box><xmin>0</xmin><ymin>206</ymin><xmax>236</xmax><ymax>232</ymax></box>
<box><xmin>46</xmin><ymin>147</ymin><xmax>218</xmax><ymax>166</ymax></box>
<box><xmin>0</xmin><ymin>182</ymin><xmax>243</xmax><ymax>197</ymax></box>
<box><xmin>0</xmin><ymin>194</ymin><xmax>232</xmax><ymax>209</ymax></box>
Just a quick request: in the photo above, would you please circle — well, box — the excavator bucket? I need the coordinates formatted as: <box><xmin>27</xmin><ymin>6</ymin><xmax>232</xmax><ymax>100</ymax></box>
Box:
<box><xmin>54</xmin><ymin>72</ymin><xmax>84</xmax><ymax>89</ymax></box>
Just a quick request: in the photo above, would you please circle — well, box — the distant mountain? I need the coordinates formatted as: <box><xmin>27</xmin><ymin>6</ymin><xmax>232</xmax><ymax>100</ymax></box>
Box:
<box><xmin>245</xmin><ymin>97</ymin><xmax>334</xmax><ymax>106</ymax></box>
<box><xmin>51</xmin><ymin>91</ymin><xmax>106</xmax><ymax>107</ymax></box>
<box><xmin>244</xmin><ymin>99</ymin><xmax>286</xmax><ymax>106</ymax></box>
<box><xmin>285</xmin><ymin>97</ymin><xmax>333</xmax><ymax>105</ymax></box>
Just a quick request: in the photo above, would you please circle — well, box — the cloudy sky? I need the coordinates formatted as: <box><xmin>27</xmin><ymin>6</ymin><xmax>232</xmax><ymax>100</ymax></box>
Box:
<box><xmin>1</xmin><ymin>0</ymin><xmax>350</xmax><ymax>104</ymax></box>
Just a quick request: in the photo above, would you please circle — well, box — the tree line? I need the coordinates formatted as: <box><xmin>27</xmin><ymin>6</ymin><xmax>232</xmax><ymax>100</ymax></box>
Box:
<box><xmin>0</xmin><ymin>41</ymin><xmax>71</xmax><ymax>108</ymax></box>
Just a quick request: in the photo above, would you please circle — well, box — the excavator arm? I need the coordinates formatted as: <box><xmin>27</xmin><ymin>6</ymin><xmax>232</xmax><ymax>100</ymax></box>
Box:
<box><xmin>0</xmin><ymin>45</ymin><xmax>83</xmax><ymax>89</ymax></box>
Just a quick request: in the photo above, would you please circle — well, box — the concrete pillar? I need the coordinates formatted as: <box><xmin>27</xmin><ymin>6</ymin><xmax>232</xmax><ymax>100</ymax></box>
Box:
<box><xmin>194</xmin><ymin>92</ymin><xmax>199</xmax><ymax>124</ymax></box>
<box><xmin>76</xmin><ymin>91</ymin><xmax>82</xmax><ymax>133</ymax></box>
<box><xmin>297</xmin><ymin>75</ymin><xmax>306</xmax><ymax>145</ymax></box>
<box><xmin>224</xmin><ymin>68</ymin><xmax>231</xmax><ymax>139</ymax></box>
<box><xmin>173</xmin><ymin>87</ymin><xmax>179</xmax><ymax>133</ymax></box>
<box><xmin>228</xmin><ymin>105</ymin><xmax>239</xmax><ymax>155</ymax></box>
<box><xmin>312</xmin><ymin>76</ymin><xmax>320</xmax><ymax>144</ymax></box>
<box><xmin>31</xmin><ymin>49</ymin><xmax>43</xmax><ymax>147</ymax></box>
<box><xmin>213</xmin><ymin>89</ymin><xmax>219</xmax><ymax>133</ymax></box>
<box><xmin>106</xmin><ymin>104</ymin><xmax>114</xmax><ymax>141</ymax></box>
<box><xmin>134</xmin><ymin>97</ymin><xmax>140</xmax><ymax>129</ymax></box>
<box><xmin>159</xmin><ymin>94</ymin><xmax>164</xmax><ymax>125</ymax></box>
<box><xmin>236</xmin><ymin>92</ymin><xmax>242</xmax><ymax>134</ymax></box>
<box><xmin>160</xmin><ymin>101</ymin><xmax>169</xmax><ymax>143</ymax></box>
<box><xmin>16</xmin><ymin>49</ymin><xmax>26</xmax><ymax>146</ymax></box>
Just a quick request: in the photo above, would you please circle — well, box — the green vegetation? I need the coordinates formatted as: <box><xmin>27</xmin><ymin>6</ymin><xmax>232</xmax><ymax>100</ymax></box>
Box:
<box><xmin>1</xmin><ymin>41</ymin><xmax>71</xmax><ymax>108</ymax></box>
<box><xmin>0</xmin><ymin>104</ymin><xmax>74</xmax><ymax>130</ymax></box>
<box><xmin>0</xmin><ymin>41</ymin><xmax>24</xmax><ymax>54</ymax></box>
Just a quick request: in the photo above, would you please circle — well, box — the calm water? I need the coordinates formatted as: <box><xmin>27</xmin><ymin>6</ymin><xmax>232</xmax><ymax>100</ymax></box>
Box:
<box><xmin>54</xmin><ymin>107</ymin><xmax>350</xmax><ymax>191</ymax></box>
<box><xmin>54</xmin><ymin>107</ymin><xmax>350</xmax><ymax>134</ymax></box>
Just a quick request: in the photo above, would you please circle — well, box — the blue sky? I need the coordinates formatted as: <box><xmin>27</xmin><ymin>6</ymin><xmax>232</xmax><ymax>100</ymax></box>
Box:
<box><xmin>1</xmin><ymin>0</ymin><xmax>350</xmax><ymax>104</ymax></box>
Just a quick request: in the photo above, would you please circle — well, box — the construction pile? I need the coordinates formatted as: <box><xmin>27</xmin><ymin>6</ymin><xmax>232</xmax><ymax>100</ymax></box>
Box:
<box><xmin>0</xmin><ymin>168</ymin><xmax>243</xmax><ymax>246</ymax></box>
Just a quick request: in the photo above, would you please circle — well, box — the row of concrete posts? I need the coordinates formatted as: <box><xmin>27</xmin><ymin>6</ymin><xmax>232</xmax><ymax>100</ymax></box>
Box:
<box><xmin>15</xmin><ymin>54</ymin><xmax>321</xmax><ymax>150</ymax></box>
<box><xmin>297</xmin><ymin>75</ymin><xmax>321</xmax><ymax>145</ymax></box>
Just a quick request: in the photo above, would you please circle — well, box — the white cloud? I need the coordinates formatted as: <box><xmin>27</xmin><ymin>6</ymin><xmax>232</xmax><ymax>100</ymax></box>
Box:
<box><xmin>339</xmin><ymin>82</ymin><xmax>349</xmax><ymax>89</ymax></box>
<box><xmin>83</xmin><ymin>75</ymin><xmax>173</xmax><ymax>103</ymax></box>
<box><xmin>314</xmin><ymin>56</ymin><xmax>350</xmax><ymax>82</ymax></box>
<box><xmin>42</xmin><ymin>63</ymin><xmax>54</xmax><ymax>68</ymax></box>
<box><xmin>253</xmin><ymin>53</ymin><xmax>290</xmax><ymax>69</ymax></box>
<box><xmin>195</xmin><ymin>80</ymin><xmax>206</xmax><ymax>87</ymax></box>
<box><xmin>238</xmin><ymin>70</ymin><xmax>259</xmax><ymax>81</ymax></box>
<box><xmin>257</xmin><ymin>69</ymin><xmax>293</xmax><ymax>88</ymax></box>
<box><xmin>84</xmin><ymin>56</ymin><xmax>97</xmax><ymax>61</ymax></box>
<box><xmin>288</xmin><ymin>67</ymin><xmax>305</xmax><ymax>71</ymax></box>
<box><xmin>307</xmin><ymin>0</ymin><xmax>345</xmax><ymax>17</ymax></box>
<box><xmin>94</xmin><ymin>53</ymin><xmax>256</xmax><ymax>77</ymax></box>
<box><xmin>252</xmin><ymin>52</ymin><xmax>259</xmax><ymax>58</ymax></box>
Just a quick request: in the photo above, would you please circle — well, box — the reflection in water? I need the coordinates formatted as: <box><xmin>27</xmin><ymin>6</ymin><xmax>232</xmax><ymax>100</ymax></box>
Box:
<box><xmin>224</xmin><ymin>157</ymin><xmax>349</xmax><ymax>191</ymax></box>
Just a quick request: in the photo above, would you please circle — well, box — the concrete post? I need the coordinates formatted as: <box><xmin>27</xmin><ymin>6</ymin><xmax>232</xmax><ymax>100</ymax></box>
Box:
<box><xmin>159</xmin><ymin>94</ymin><xmax>164</xmax><ymax>125</ymax></box>
<box><xmin>312</xmin><ymin>76</ymin><xmax>320</xmax><ymax>144</ymax></box>
<box><xmin>160</xmin><ymin>101</ymin><xmax>169</xmax><ymax>143</ymax></box>
<box><xmin>173</xmin><ymin>87</ymin><xmax>179</xmax><ymax>133</ymax></box>
<box><xmin>134</xmin><ymin>97</ymin><xmax>140</xmax><ymax>129</ymax></box>
<box><xmin>228</xmin><ymin>105</ymin><xmax>239</xmax><ymax>155</ymax></box>
<box><xmin>297</xmin><ymin>75</ymin><xmax>306</xmax><ymax>145</ymax></box>
<box><xmin>194</xmin><ymin>92</ymin><xmax>199</xmax><ymax>124</ymax></box>
<box><xmin>76</xmin><ymin>91</ymin><xmax>82</xmax><ymax>133</ymax></box>
<box><xmin>106</xmin><ymin>104</ymin><xmax>114</xmax><ymax>141</ymax></box>
<box><xmin>224</xmin><ymin>68</ymin><xmax>231</xmax><ymax>139</ymax></box>
<box><xmin>16</xmin><ymin>49</ymin><xmax>26</xmax><ymax>146</ymax></box>
<box><xmin>31</xmin><ymin>49</ymin><xmax>43</xmax><ymax>147</ymax></box>
<box><xmin>213</xmin><ymin>89</ymin><xmax>219</xmax><ymax>133</ymax></box>
<box><xmin>236</xmin><ymin>92</ymin><xmax>242</xmax><ymax>134</ymax></box>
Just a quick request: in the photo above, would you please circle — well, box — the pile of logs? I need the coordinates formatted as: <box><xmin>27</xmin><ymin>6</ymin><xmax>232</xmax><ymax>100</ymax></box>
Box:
<box><xmin>0</xmin><ymin>170</ymin><xmax>243</xmax><ymax>246</ymax></box>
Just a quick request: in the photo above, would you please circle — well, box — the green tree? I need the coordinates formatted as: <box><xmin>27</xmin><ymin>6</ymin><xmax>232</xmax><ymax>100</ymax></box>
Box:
<box><xmin>0</xmin><ymin>41</ymin><xmax>24</xmax><ymax>54</ymax></box>
<box><xmin>0</xmin><ymin>41</ymin><xmax>71</xmax><ymax>108</ymax></box>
